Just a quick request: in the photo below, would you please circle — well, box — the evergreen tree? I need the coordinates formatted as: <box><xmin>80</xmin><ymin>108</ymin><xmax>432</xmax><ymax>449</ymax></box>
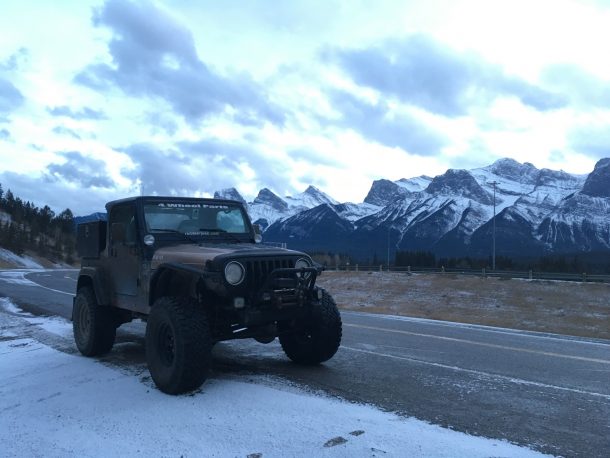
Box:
<box><xmin>4</xmin><ymin>189</ymin><xmax>15</xmax><ymax>213</ymax></box>
<box><xmin>56</xmin><ymin>208</ymin><xmax>74</xmax><ymax>233</ymax></box>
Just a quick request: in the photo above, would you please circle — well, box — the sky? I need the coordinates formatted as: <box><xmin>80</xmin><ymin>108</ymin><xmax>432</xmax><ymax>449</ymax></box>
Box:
<box><xmin>1</xmin><ymin>0</ymin><xmax>610</xmax><ymax>214</ymax></box>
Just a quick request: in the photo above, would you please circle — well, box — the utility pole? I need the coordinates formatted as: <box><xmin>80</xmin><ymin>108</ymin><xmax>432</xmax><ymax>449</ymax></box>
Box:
<box><xmin>387</xmin><ymin>226</ymin><xmax>390</xmax><ymax>272</ymax></box>
<box><xmin>491</xmin><ymin>181</ymin><xmax>497</xmax><ymax>271</ymax></box>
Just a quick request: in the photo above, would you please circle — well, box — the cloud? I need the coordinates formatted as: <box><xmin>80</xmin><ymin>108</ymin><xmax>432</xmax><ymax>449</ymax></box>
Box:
<box><xmin>0</xmin><ymin>170</ymin><xmax>113</xmax><ymax>215</ymax></box>
<box><xmin>326</xmin><ymin>89</ymin><xmax>448</xmax><ymax>156</ymax></box>
<box><xmin>178</xmin><ymin>139</ymin><xmax>292</xmax><ymax>193</ymax></box>
<box><xmin>569</xmin><ymin>125</ymin><xmax>610</xmax><ymax>159</ymax></box>
<box><xmin>145</xmin><ymin>111</ymin><xmax>179</xmax><ymax>136</ymax></box>
<box><xmin>0</xmin><ymin>128</ymin><xmax>9</xmax><ymax>140</ymax></box>
<box><xmin>328</xmin><ymin>35</ymin><xmax>566</xmax><ymax>117</ymax></box>
<box><xmin>52</xmin><ymin>126</ymin><xmax>82</xmax><ymax>140</ymax></box>
<box><xmin>0</xmin><ymin>48</ymin><xmax>28</xmax><ymax>71</ymax></box>
<box><xmin>122</xmin><ymin>140</ymin><xmax>292</xmax><ymax>198</ymax></box>
<box><xmin>0</xmin><ymin>77</ymin><xmax>24</xmax><ymax>115</ymax></box>
<box><xmin>288</xmin><ymin>147</ymin><xmax>342</xmax><ymax>168</ymax></box>
<box><xmin>46</xmin><ymin>151</ymin><xmax>115</xmax><ymax>188</ymax></box>
<box><xmin>122</xmin><ymin>144</ymin><xmax>205</xmax><ymax>196</ymax></box>
<box><xmin>48</xmin><ymin>105</ymin><xmax>107</xmax><ymax>120</ymax></box>
<box><xmin>75</xmin><ymin>0</ymin><xmax>285</xmax><ymax>126</ymax></box>
<box><xmin>541</xmin><ymin>64</ymin><xmax>610</xmax><ymax>108</ymax></box>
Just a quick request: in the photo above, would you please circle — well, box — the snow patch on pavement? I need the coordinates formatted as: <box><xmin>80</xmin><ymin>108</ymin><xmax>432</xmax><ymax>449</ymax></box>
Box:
<box><xmin>0</xmin><ymin>303</ymin><xmax>551</xmax><ymax>457</ymax></box>
<box><xmin>0</xmin><ymin>296</ymin><xmax>26</xmax><ymax>314</ymax></box>
<box><xmin>26</xmin><ymin>316</ymin><xmax>74</xmax><ymax>338</ymax></box>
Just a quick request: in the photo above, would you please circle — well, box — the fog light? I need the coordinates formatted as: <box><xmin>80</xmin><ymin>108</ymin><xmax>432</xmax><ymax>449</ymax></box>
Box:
<box><xmin>262</xmin><ymin>292</ymin><xmax>272</xmax><ymax>301</ymax></box>
<box><xmin>233</xmin><ymin>297</ymin><xmax>245</xmax><ymax>309</ymax></box>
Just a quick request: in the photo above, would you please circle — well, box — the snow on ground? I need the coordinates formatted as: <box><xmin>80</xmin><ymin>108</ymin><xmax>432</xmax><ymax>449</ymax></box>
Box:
<box><xmin>0</xmin><ymin>300</ymin><xmax>550</xmax><ymax>458</ymax></box>
<box><xmin>0</xmin><ymin>247</ymin><xmax>44</xmax><ymax>269</ymax></box>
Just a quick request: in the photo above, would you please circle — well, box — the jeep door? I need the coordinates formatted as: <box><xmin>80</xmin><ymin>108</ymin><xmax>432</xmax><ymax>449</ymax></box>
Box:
<box><xmin>108</xmin><ymin>202</ymin><xmax>140</xmax><ymax>305</ymax></box>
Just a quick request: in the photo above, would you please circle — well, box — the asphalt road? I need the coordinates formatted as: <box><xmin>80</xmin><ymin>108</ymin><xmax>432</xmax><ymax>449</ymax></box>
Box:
<box><xmin>1</xmin><ymin>269</ymin><xmax>609</xmax><ymax>457</ymax></box>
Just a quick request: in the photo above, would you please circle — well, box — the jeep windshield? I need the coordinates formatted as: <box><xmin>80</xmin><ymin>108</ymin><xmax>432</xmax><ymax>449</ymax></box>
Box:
<box><xmin>143</xmin><ymin>201</ymin><xmax>250</xmax><ymax>243</ymax></box>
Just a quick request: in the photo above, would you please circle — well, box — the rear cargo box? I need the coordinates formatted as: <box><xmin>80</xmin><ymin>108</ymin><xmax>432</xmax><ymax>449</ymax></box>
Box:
<box><xmin>77</xmin><ymin>221</ymin><xmax>107</xmax><ymax>259</ymax></box>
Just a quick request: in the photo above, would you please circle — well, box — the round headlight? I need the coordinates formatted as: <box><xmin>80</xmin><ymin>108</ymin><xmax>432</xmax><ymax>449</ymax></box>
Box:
<box><xmin>295</xmin><ymin>258</ymin><xmax>312</xmax><ymax>277</ymax></box>
<box><xmin>224</xmin><ymin>261</ymin><xmax>245</xmax><ymax>285</ymax></box>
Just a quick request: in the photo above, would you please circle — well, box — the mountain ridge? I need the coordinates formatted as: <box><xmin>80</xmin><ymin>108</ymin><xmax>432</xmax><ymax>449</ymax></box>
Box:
<box><xmin>227</xmin><ymin>158</ymin><xmax>609</xmax><ymax>260</ymax></box>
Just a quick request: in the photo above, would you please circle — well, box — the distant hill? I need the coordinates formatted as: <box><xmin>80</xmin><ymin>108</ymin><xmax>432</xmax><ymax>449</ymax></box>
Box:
<box><xmin>0</xmin><ymin>184</ymin><xmax>76</xmax><ymax>264</ymax></box>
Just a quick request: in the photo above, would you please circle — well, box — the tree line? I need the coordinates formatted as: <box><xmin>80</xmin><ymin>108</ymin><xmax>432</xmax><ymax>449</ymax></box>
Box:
<box><xmin>307</xmin><ymin>248</ymin><xmax>610</xmax><ymax>274</ymax></box>
<box><xmin>393</xmin><ymin>250</ymin><xmax>610</xmax><ymax>274</ymax></box>
<box><xmin>0</xmin><ymin>183</ymin><xmax>76</xmax><ymax>264</ymax></box>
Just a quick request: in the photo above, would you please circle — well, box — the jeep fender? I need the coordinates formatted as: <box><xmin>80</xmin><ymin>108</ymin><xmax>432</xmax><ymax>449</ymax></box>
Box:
<box><xmin>77</xmin><ymin>267</ymin><xmax>110</xmax><ymax>306</ymax></box>
<box><xmin>149</xmin><ymin>263</ymin><xmax>209</xmax><ymax>306</ymax></box>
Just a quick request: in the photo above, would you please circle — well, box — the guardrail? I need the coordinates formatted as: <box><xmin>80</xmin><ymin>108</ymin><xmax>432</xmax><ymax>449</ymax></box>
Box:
<box><xmin>323</xmin><ymin>265</ymin><xmax>610</xmax><ymax>283</ymax></box>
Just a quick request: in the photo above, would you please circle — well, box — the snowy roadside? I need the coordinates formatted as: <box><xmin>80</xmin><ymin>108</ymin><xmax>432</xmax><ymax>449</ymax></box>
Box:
<box><xmin>0</xmin><ymin>299</ymin><xmax>551</xmax><ymax>458</ymax></box>
<box><xmin>0</xmin><ymin>247</ymin><xmax>73</xmax><ymax>269</ymax></box>
<box><xmin>0</xmin><ymin>247</ymin><xmax>44</xmax><ymax>269</ymax></box>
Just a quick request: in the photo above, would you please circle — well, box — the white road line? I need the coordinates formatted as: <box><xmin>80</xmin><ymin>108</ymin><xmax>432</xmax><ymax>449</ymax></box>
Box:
<box><xmin>343</xmin><ymin>311</ymin><xmax>610</xmax><ymax>347</ymax></box>
<box><xmin>0</xmin><ymin>271</ymin><xmax>74</xmax><ymax>296</ymax></box>
<box><xmin>345</xmin><ymin>323</ymin><xmax>610</xmax><ymax>365</ymax></box>
<box><xmin>342</xmin><ymin>346</ymin><xmax>610</xmax><ymax>401</ymax></box>
<box><xmin>31</xmin><ymin>284</ymin><xmax>74</xmax><ymax>296</ymax></box>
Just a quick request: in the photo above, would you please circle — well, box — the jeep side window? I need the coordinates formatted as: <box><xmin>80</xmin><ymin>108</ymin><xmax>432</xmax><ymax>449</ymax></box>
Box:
<box><xmin>110</xmin><ymin>205</ymin><xmax>136</xmax><ymax>245</ymax></box>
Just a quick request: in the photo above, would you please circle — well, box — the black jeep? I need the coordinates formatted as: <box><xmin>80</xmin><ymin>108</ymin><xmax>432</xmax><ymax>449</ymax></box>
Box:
<box><xmin>73</xmin><ymin>196</ymin><xmax>342</xmax><ymax>394</ymax></box>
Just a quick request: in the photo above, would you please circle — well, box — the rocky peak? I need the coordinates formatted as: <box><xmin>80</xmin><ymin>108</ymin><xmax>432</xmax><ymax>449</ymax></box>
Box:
<box><xmin>489</xmin><ymin>158</ymin><xmax>538</xmax><ymax>184</ymax></box>
<box><xmin>304</xmin><ymin>185</ymin><xmax>321</xmax><ymax>195</ymax></box>
<box><xmin>581</xmin><ymin>158</ymin><xmax>610</xmax><ymax>198</ymax></box>
<box><xmin>396</xmin><ymin>175</ymin><xmax>432</xmax><ymax>192</ymax></box>
<box><xmin>364</xmin><ymin>179</ymin><xmax>409</xmax><ymax>206</ymax></box>
<box><xmin>301</xmin><ymin>185</ymin><xmax>338</xmax><ymax>205</ymax></box>
<box><xmin>253</xmin><ymin>188</ymin><xmax>288</xmax><ymax>212</ymax></box>
<box><xmin>426</xmin><ymin>169</ymin><xmax>492</xmax><ymax>204</ymax></box>
<box><xmin>213</xmin><ymin>187</ymin><xmax>246</xmax><ymax>205</ymax></box>
<box><xmin>534</xmin><ymin>169</ymin><xmax>578</xmax><ymax>188</ymax></box>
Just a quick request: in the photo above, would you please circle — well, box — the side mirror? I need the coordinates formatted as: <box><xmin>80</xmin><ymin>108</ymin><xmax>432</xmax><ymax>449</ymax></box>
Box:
<box><xmin>253</xmin><ymin>224</ymin><xmax>263</xmax><ymax>244</ymax></box>
<box><xmin>111</xmin><ymin>222</ymin><xmax>126</xmax><ymax>243</ymax></box>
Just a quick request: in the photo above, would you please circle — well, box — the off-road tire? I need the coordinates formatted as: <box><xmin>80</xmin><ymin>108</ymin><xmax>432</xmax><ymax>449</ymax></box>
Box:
<box><xmin>279</xmin><ymin>289</ymin><xmax>342</xmax><ymax>365</ymax></box>
<box><xmin>73</xmin><ymin>286</ymin><xmax>116</xmax><ymax>356</ymax></box>
<box><xmin>145</xmin><ymin>296</ymin><xmax>212</xmax><ymax>395</ymax></box>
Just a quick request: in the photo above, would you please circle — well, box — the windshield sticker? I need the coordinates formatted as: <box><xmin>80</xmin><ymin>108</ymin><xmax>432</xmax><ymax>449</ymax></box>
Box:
<box><xmin>156</xmin><ymin>203</ymin><xmax>229</xmax><ymax>209</ymax></box>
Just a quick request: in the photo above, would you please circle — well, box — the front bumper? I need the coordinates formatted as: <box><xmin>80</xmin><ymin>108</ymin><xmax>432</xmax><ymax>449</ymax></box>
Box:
<box><xmin>235</xmin><ymin>266</ymin><xmax>322</xmax><ymax>326</ymax></box>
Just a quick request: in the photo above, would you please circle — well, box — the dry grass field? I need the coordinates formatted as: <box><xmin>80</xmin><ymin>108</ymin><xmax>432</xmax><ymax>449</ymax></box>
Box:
<box><xmin>317</xmin><ymin>271</ymin><xmax>610</xmax><ymax>340</ymax></box>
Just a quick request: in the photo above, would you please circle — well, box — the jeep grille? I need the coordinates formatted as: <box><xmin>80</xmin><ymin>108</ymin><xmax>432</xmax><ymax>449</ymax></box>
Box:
<box><xmin>244</xmin><ymin>258</ymin><xmax>295</xmax><ymax>290</ymax></box>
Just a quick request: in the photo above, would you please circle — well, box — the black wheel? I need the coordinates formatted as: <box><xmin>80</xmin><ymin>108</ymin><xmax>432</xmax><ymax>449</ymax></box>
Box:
<box><xmin>279</xmin><ymin>289</ymin><xmax>342</xmax><ymax>365</ymax></box>
<box><xmin>145</xmin><ymin>296</ymin><xmax>212</xmax><ymax>395</ymax></box>
<box><xmin>73</xmin><ymin>286</ymin><xmax>116</xmax><ymax>356</ymax></box>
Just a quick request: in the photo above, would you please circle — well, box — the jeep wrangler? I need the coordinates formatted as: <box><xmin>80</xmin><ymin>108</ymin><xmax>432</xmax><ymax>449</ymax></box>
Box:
<box><xmin>73</xmin><ymin>196</ymin><xmax>342</xmax><ymax>394</ymax></box>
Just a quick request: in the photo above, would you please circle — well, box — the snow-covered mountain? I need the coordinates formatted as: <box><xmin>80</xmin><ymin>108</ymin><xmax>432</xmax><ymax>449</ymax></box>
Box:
<box><xmin>214</xmin><ymin>188</ymin><xmax>247</xmax><ymax>205</ymax></box>
<box><xmin>216</xmin><ymin>158</ymin><xmax>610</xmax><ymax>260</ymax></box>
<box><xmin>228</xmin><ymin>185</ymin><xmax>379</xmax><ymax>230</ymax></box>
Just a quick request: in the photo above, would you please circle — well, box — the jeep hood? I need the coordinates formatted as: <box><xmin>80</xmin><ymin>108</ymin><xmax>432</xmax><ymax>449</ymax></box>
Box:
<box><xmin>151</xmin><ymin>243</ymin><xmax>302</xmax><ymax>270</ymax></box>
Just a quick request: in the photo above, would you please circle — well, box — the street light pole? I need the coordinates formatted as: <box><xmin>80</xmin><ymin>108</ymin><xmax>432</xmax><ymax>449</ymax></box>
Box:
<box><xmin>491</xmin><ymin>181</ymin><xmax>497</xmax><ymax>271</ymax></box>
